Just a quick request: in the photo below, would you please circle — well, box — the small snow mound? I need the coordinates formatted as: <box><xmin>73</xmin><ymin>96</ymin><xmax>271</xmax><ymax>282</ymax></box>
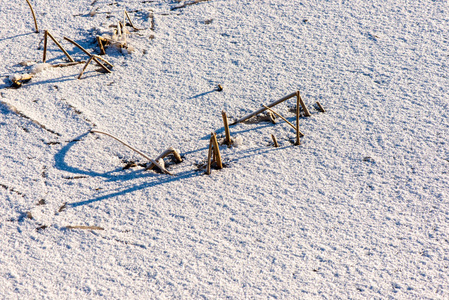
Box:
<box><xmin>157</xmin><ymin>158</ymin><xmax>165</xmax><ymax>169</ymax></box>
<box><xmin>19</xmin><ymin>60</ymin><xmax>36</xmax><ymax>67</ymax></box>
<box><xmin>233</xmin><ymin>135</ymin><xmax>243</xmax><ymax>147</ymax></box>
<box><xmin>31</xmin><ymin>63</ymin><xmax>52</xmax><ymax>74</ymax></box>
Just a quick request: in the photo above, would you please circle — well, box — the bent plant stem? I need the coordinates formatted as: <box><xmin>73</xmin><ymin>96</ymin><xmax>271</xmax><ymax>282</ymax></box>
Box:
<box><xmin>206</xmin><ymin>136</ymin><xmax>213</xmax><ymax>175</ymax></box>
<box><xmin>124</xmin><ymin>10</ymin><xmax>140</xmax><ymax>31</ymax></box>
<box><xmin>26</xmin><ymin>0</ymin><xmax>39</xmax><ymax>33</ymax></box>
<box><xmin>231</xmin><ymin>92</ymin><xmax>296</xmax><ymax>125</ymax></box>
<box><xmin>90</xmin><ymin>130</ymin><xmax>172</xmax><ymax>175</ymax></box>
<box><xmin>146</xmin><ymin>147</ymin><xmax>183</xmax><ymax>171</ymax></box>
<box><xmin>64</xmin><ymin>37</ymin><xmax>114</xmax><ymax>69</ymax></box>
<box><xmin>78</xmin><ymin>56</ymin><xmax>94</xmax><ymax>79</ymax></box>
<box><xmin>46</xmin><ymin>31</ymin><xmax>75</xmax><ymax>62</ymax></box>
<box><xmin>262</xmin><ymin>105</ymin><xmax>304</xmax><ymax>137</ymax></box>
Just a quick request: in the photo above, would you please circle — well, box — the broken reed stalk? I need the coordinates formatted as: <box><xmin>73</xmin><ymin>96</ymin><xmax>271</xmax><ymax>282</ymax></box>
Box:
<box><xmin>271</xmin><ymin>134</ymin><xmax>279</xmax><ymax>147</ymax></box>
<box><xmin>297</xmin><ymin>91</ymin><xmax>311</xmax><ymax>117</ymax></box>
<box><xmin>63</xmin><ymin>37</ymin><xmax>93</xmax><ymax>56</ymax></box>
<box><xmin>64</xmin><ymin>37</ymin><xmax>114</xmax><ymax>69</ymax></box>
<box><xmin>211</xmin><ymin>132</ymin><xmax>223</xmax><ymax>169</ymax></box>
<box><xmin>262</xmin><ymin>105</ymin><xmax>304</xmax><ymax>137</ymax></box>
<box><xmin>295</xmin><ymin>91</ymin><xmax>301</xmax><ymax>145</ymax></box>
<box><xmin>231</xmin><ymin>92</ymin><xmax>296</xmax><ymax>125</ymax></box>
<box><xmin>90</xmin><ymin>130</ymin><xmax>173</xmax><ymax>175</ymax></box>
<box><xmin>78</xmin><ymin>56</ymin><xmax>94</xmax><ymax>79</ymax></box>
<box><xmin>146</xmin><ymin>147</ymin><xmax>182</xmax><ymax>171</ymax></box>
<box><xmin>25</xmin><ymin>0</ymin><xmax>39</xmax><ymax>33</ymax></box>
<box><xmin>222</xmin><ymin>111</ymin><xmax>231</xmax><ymax>146</ymax></box>
<box><xmin>66</xmin><ymin>225</ymin><xmax>104</xmax><ymax>230</ymax></box>
<box><xmin>52</xmin><ymin>61</ymin><xmax>85</xmax><ymax>68</ymax></box>
<box><xmin>316</xmin><ymin>101</ymin><xmax>325</xmax><ymax>113</ymax></box>
<box><xmin>206</xmin><ymin>136</ymin><xmax>213</xmax><ymax>175</ymax></box>
<box><xmin>124</xmin><ymin>10</ymin><xmax>139</xmax><ymax>30</ymax></box>
<box><xmin>46</xmin><ymin>31</ymin><xmax>75</xmax><ymax>62</ymax></box>
<box><xmin>91</xmin><ymin>55</ymin><xmax>112</xmax><ymax>73</ymax></box>
<box><xmin>43</xmin><ymin>31</ymin><xmax>48</xmax><ymax>62</ymax></box>
<box><xmin>96</xmin><ymin>36</ymin><xmax>106</xmax><ymax>55</ymax></box>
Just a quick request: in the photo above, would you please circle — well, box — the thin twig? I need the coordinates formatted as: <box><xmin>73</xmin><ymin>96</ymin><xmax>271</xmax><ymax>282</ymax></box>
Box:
<box><xmin>298</xmin><ymin>91</ymin><xmax>311</xmax><ymax>117</ymax></box>
<box><xmin>78</xmin><ymin>56</ymin><xmax>94</xmax><ymax>79</ymax></box>
<box><xmin>149</xmin><ymin>10</ymin><xmax>154</xmax><ymax>31</ymax></box>
<box><xmin>124</xmin><ymin>10</ymin><xmax>140</xmax><ymax>31</ymax></box>
<box><xmin>25</xmin><ymin>0</ymin><xmax>39</xmax><ymax>33</ymax></box>
<box><xmin>90</xmin><ymin>130</ymin><xmax>173</xmax><ymax>175</ymax></box>
<box><xmin>316</xmin><ymin>101</ymin><xmax>325</xmax><ymax>113</ymax></box>
<box><xmin>52</xmin><ymin>61</ymin><xmax>85</xmax><ymax>68</ymax></box>
<box><xmin>46</xmin><ymin>31</ymin><xmax>75</xmax><ymax>62</ymax></box>
<box><xmin>295</xmin><ymin>91</ymin><xmax>301</xmax><ymax>145</ymax></box>
<box><xmin>262</xmin><ymin>105</ymin><xmax>304</xmax><ymax>137</ymax></box>
<box><xmin>43</xmin><ymin>31</ymin><xmax>48</xmax><ymax>62</ymax></box>
<box><xmin>64</xmin><ymin>37</ymin><xmax>114</xmax><ymax>68</ymax></box>
<box><xmin>206</xmin><ymin>136</ymin><xmax>213</xmax><ymax>175</ymax></box>
<box><xmin>66</xmin><ymin>225</ymin><xmax>104</xmax><ymax>230</ymax></box>
<box><xmin>92</xmin><ymin>55</ymin><xmax>112</xmax><ymax>73</ymax></box>
<box><xmin>231</xmin><ymin>92</ymin><xmax>296</xmax><ymax>125</ymax></box>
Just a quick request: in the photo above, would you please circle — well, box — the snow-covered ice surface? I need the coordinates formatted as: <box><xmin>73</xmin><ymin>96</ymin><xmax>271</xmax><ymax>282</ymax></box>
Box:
<box><xmin>1</xmin><ymin>0</ymin><xmax>448</xmax><ymax>298</ymax></box>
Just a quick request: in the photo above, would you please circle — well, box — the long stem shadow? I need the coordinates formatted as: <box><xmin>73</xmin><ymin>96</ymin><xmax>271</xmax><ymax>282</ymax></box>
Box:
<box><xmin>68</xmin><ymin>168</ymin><xmax>201</xmax><ymax>207</ymax></box>
<box><xmin>188</xmin><ymin>89</ymin><xmax>216</xmax><ymax>99</ymax></box>
<box><xmin>0</xmin><ymin>32</ymin><xmax>34</xmax><ymax>42</ymax></box>
<box><xmin>54</xmin><ymin>132</ymin><xmax>158</xmax><ymax>181</ymax></box>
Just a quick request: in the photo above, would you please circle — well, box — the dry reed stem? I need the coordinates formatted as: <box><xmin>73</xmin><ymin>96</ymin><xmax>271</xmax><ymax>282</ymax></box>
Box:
<box><xmin>124</xmin><ymin>10</ymin><xmax>140</xmax><ymax>30</ymax></box>
<box><xmin>232</xmin><ymin>92</ymin><xmax>296</xmax><ymax>125</ymax></box>
<box><xmin>63</xmin><ymin>37</ymin><xmax>92</xmax><ymax>56</ymax></box>
<box><xmin>52</xmin><ymin>61</ymin><xmax>85</xmax><ymax>68</ymax></box>
<box><xmin>78</xmin><ymin>56</ymin><xmax>94</xmax><ymax>79</ymax></box>
<box><xmin>46</xmin><ymin>31</ymin><xmax>75</xmax><ymax>62</ymax></box>
<box><xmin>90</xmin><ymin>130</ymin><xmax>173</xmax><ymax>175</ymax></box>
<box><xmin>66</xmin><ymin>225</ymin><xmax>104</xmax><ymax>230</ymax></box>
<box><xmin>64</xmin><ymin>37</ymin><xmax>114</xmax><ymax>68</ymax></box>
<box><xmin>96</xmin><ymin>36</ymin><xmax>106</xmax><ymax>55</ymax></box>
<box><xmin>25</xmin><ymin>0</ymin><xmax>39</xmax><ymax>33</ymax></box>
<box><xmin>149</xmin><ymin>11</ymin><xmax>154</xmax><ymax>31</ymax></box>
<box><xmin>316</xmin><ymin>101</ymin><xmax>325</xmax><ymax>113</ymax></box>
<box><xmin>222</xmin><ymin>111</ymin><xmax>231</xmax><ymax>146</ymax></box>
<box><xmin>146</xmin><ymin>147</ymin><xmax>182</xmax><ymax>171</ymax></box>
<box><xmin>43</xmin><ymin>31</ymin><xmax>48</xmax><ymax>62</ymax></box>
<box><xmin>298</xmin><ymin>91</ymin><xmax>311</xmax><ymax>117</ymax></box>
<box><xmin>206</xmin><ymin>136</ymin><xmax>213</xmax><ymax>175</ymax></box>
<box><xmin>91</xmin><ymin>55</ymin><xmax>112</xmax><ymax>73</ymax></box>
<box><xmin>271</xmin><ymin>134</ymin><xmax>279</xmax><ymax>147</ymax></box>
<box><xmin>211</xmin><ymin>132</ymin><xmax>223</xmax><ymax>169</ymax></box>
<box><xmin>262</xmin><ymin>105</ymin><xmax>304</xmax><ymax>137</ymax></box>
<box><xmin>295</xmin><ymin>91</ymin><xmax>301</xmax><ymax>145</ymax></box>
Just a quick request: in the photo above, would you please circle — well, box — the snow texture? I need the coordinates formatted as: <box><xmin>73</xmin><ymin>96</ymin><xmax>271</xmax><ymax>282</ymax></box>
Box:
<box><xmin>0</xmin><ymin>0</ymin><xmax>448</xmax><ymax>298</ymax></box>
